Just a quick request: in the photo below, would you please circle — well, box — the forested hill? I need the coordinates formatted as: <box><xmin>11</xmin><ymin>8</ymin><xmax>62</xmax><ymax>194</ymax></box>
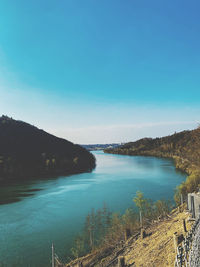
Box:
<box><xmin>104</xmin><ymin>127</ymin><xmax>200</xmax><ymax>196</ymax></box>
<box><xmin>104</xmin><ymin>128</ymin><xmax>200</xmax><ymax>166</ymax></box>
<box><xmin>0</xmin><ymin>116</ymin><xmax>96</xmax><ymax>183</ymax></box>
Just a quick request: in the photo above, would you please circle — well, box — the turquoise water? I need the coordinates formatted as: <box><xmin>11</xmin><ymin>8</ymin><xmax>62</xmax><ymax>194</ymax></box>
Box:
<box><xmin>0</xmin><ymin>151</ymin><xmax>186</xmax><ymax>266</ymax></box>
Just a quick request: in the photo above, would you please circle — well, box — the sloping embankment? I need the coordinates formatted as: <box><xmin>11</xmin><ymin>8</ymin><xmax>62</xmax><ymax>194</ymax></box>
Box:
<box><xmin>65</xmin><ymin>208</ymin><xmax>192</xmax><ymax>267</ymax></box>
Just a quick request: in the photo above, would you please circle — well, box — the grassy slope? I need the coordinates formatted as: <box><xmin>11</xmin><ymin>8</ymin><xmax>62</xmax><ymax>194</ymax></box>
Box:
<box><xmin>124</xmin><ymin>209</ymin><xmax>191</xmax><ymax>267</ymax></box>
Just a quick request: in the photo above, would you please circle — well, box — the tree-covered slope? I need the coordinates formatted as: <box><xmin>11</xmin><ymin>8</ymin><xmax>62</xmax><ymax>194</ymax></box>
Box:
<box><xmin>105</xmin><ymin>128</ymin><xmax>200</xmax><ymax>167</ymax></box>
<box><xmin>0</xmin><ymin>116</ymin><xmax>96</xmax><ymax>182</ymax></box>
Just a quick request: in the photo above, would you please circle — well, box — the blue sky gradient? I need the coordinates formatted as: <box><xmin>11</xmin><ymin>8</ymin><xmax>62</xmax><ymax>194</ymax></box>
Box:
<box><xmin>0</xmin><ymin>0</ymin><xmax>200</xmax><ymax>143</ymax></box>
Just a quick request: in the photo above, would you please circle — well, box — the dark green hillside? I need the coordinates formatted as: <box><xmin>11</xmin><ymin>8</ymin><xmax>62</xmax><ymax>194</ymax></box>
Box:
<box><xmin>0</xmin><ymin>116</ymin><xmax>96</xmax><ymax>183</ymax></box>
<box><xmin>105</xmin><ymin>128</ymin><xmax>200</xmax><ymax>199</ymax></box>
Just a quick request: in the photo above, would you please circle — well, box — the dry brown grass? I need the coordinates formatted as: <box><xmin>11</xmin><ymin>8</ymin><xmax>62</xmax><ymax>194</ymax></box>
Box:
<box><xmin>124</xmin><ymin>209</ymin><xmax>192</xmax><ymax>267</ymax></box>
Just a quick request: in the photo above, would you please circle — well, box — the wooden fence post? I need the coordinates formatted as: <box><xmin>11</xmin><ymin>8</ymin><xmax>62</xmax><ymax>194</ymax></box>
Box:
<box><xmin>118</xmin><ymin>256</ymin><xmax>125</xmax><ymax>267</ymax></box>
<box><xmin>125</xmin><ymin>228</ymin><xmax>131</xmax><ymax>241</ymax></box>
<box><xmin>173</xmin><ymin>232</ymin><xmax>178</xmax><ymax>253</ymax></box>
<box><xmin>141</xmin><ymin>228</ymin><xmax>146</xmax><ymax>239</ymax></box>
<box><xmin>191</xmin><ymin>196</ymin><xmax>195</xmax><ymax>218</ymax></box>
<box><xmin>183</xmin><ymin>219</ymin><xmax>187</xmax><ymax>233</ymax></box>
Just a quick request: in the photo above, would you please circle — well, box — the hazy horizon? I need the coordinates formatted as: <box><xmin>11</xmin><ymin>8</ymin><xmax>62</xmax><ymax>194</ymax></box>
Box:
<box><xmin>1</xmin><ymin>0</ymin><xmax>200</xmax><ymax>143</ymax></box>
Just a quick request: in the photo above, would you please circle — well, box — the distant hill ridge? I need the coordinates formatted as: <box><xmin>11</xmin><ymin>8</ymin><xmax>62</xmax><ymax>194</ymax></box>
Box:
<box><xmin>0</xmin><ymin>115</ymin><xmax>96</xmax><ymax>182</ymax></box>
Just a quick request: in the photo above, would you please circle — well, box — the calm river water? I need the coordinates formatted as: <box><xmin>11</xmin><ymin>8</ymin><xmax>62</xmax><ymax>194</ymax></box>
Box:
<box><xmin>0</xmin><ymin>151</ymin><xmax>186</xmax><ymax>266</ymax></box>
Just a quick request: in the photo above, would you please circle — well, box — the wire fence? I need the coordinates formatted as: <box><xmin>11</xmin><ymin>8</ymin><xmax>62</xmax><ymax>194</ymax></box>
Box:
<box><xmin>188</xmin><ymin>216</ymin><xmax>200</xmax><ymax>267</ymax></box>
<box><xmin>175</xmin><ymin>217</ymin><xmax>200</xmax><ymax>267</ymax></box>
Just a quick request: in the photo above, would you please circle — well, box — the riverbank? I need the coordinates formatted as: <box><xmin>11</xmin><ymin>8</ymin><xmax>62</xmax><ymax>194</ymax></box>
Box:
<box><xmin>104</xmin><ymin>128</ymin><xmax>200</xmax><ymax>202</ymax></box>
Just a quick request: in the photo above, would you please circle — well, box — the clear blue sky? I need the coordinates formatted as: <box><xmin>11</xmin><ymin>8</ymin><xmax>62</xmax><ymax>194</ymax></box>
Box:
<box><xmin>0</xmin><ymin>0</ymin><xmax>200</xmax><ymax>143</ymax></box>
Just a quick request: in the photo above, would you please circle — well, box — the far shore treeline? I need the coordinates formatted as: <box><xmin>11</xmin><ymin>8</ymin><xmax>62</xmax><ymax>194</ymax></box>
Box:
<box><xmin>0</xmin><ymin>115</ymin><xmax>96</xmax><ymax>183</ymax></box>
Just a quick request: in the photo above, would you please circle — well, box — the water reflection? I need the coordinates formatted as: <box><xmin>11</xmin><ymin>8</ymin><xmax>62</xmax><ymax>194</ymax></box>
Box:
<box><xmin>0</xmin><ymin>185</ymin><xmax>43</xmax><ymax>204</ymax></box>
